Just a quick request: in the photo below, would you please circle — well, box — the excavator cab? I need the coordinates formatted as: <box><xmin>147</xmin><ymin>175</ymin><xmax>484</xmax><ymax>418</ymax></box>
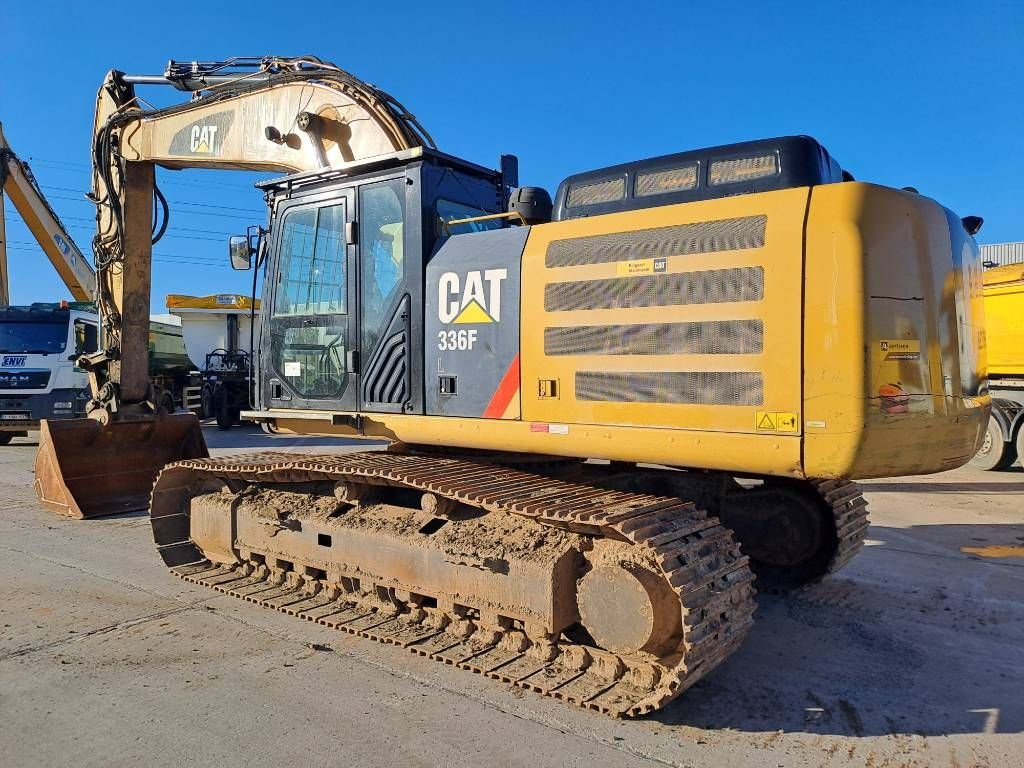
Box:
<box><xmin>250</xmin><ymin>149</ymin><xmax>509</xmax><ymax>420</ymax></box>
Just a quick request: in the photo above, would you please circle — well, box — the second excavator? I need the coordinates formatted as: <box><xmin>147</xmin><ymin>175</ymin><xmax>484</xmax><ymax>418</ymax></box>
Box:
<box><xmin>35</xmin><ymin>57</ymin><xmax>987</xmax><ymax>716</ymax></box>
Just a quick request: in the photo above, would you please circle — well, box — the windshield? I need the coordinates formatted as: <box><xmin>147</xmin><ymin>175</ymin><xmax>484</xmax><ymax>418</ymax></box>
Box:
<box><xmin>0</xmin><ymin>321</ymin><xmax>68</xmax><ymax>354</ymax></box>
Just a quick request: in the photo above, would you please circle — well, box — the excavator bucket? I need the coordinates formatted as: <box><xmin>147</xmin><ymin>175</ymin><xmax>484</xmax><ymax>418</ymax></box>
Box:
<box><xmin>33</xmin><ymin>414</ymin><xmax>208</xmax><ymax>519</ymax></box>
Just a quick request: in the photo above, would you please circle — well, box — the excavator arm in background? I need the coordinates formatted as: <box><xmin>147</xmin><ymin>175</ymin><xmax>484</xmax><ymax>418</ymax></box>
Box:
<box><xmin>0</xmin><ymin>123</ymin><xmax>97</xmax><ymax>303</ymax></box>
<box><xmin>35</xmin><ymin>56</ymin><xmax>434</xmax><ymax>518</ymax></box>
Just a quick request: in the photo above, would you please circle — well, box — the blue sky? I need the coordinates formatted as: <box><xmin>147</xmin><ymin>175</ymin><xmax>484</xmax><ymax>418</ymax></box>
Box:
<box><xmin>2</xmin><ymin>1</ymin><xmax>1021</xmax><ymax>306</ymax></box>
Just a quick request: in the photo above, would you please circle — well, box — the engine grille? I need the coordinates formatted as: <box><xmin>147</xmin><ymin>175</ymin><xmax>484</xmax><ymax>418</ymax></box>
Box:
<box><xmin>544</xmin><ymin>266</ymin><xmax>764</xmax><ymax>311</ymax></box>
<box><xmin>0</xmin><ymin>369</ymin><xmax>51</xmax><ymax>389</ymax></box>
<box><xmin>545</xmin><ymin>215</ymin><xmax>766</xmax><ymax>268</ymax></box>
<box><xmin>544</xmin><ymin>321</ymin><xmax>763</xmax><ymax>356</ymax></box>
<box><xmin>575</xmin><ymin>371</ymin><xmax>764</xmax><ymax>405</ymax></box>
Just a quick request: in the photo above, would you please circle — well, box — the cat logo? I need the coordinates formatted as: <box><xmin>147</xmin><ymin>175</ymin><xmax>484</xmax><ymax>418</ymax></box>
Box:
<box><xmin>169</xmin><ymin>111</ymin><xmax>234</xmax><ymax>157</ymax></box>
<box><xmin>438</xmin><ymin>269</ymin><xmax>507</xmax><ymax>324</ymax></box>
<box><xmin>190</xmin><ymin>125</ymin><xmax>219</xmax><ymax>153</ymax></box>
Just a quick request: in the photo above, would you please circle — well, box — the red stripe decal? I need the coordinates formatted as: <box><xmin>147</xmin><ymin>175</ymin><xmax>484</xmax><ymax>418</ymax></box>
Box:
<box><xmin>482</xmin><ymin>354</ymin><xmax>520</xmax><ymax>418</ymax></box>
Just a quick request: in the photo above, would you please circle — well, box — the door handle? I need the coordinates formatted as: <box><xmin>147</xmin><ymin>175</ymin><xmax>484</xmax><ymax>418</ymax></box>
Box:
<box><xmin>346</xmin><ymin>350</ymin><xmax>360</xmax><ymax>374</ymax></box>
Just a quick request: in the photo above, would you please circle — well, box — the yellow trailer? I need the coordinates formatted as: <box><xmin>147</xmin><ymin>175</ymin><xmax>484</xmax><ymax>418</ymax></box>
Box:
<box><xmin>971</xmin><ymin>263</ymin><xmax>1024</xmax><ymax>469</ymax></box>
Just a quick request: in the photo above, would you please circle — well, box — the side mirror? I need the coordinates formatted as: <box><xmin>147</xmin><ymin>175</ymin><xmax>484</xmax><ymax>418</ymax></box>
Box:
<box><xmin>229</xmin><ymin>235</ymin><xmax>253</xmax><ymax>270</ymax></box>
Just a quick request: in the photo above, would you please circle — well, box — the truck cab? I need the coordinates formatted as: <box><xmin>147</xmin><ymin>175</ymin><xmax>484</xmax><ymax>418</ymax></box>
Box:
<box><xmin>0</xmin><ymin>302</ymin><xmax>97</xmax><ymax>442</ymax></box>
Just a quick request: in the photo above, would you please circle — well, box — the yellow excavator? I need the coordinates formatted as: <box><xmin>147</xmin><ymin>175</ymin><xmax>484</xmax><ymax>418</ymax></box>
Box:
<box><xmin>33</xmin><ymin>57</ymin><xmax>988</xmax><ymax>717</ymax></box>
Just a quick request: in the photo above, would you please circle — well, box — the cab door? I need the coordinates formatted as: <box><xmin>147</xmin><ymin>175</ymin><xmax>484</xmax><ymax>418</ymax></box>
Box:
<box><xmin>263</xmin><ymin>188</ymin><xmax>358</xmax><ymax>413</ymax></box>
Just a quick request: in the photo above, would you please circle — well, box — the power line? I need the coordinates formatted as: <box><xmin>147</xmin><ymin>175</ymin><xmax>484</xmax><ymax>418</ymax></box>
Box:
<box><xmin>37</xmin><ymin>193</ymin><xmax>262</xmax><ymax>221</ymax></box>
<box><xmin>39</xmin><ymin>184</ymin><xmax>264</xmax><ymax>215</ymax></box>
<box><xmin>4</xmin><ymin>244</ymin><xmax>228</xmax><ymax>267</ymax></box>
<box><xmin>3</xmin><ymin>221</ymin><xmax>226</xmax><ymax>244</ymax></box>
<box><xmin>3</xmin><ymin>206</ymin><xmax>240</xmax><ymax>237</ymax></box>
<box><xmin>26</xmin><ymin>156</ymin><xmax>262</xmax><ymax>193</ymax></box>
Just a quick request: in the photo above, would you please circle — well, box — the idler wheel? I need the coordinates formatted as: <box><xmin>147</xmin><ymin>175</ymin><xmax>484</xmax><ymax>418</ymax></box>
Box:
<box><xmin>577</xmin><ymin>561</ymin><xmax>680</xmax><ymax>656</ymax></box>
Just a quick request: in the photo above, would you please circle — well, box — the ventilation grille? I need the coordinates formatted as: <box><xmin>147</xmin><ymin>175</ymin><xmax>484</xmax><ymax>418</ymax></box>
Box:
<box><xmin>545</xmin><ymin>215</ymin><xmax>766</xmax><ymax>268</ymax></box>
<box><xmin>362</xmin><ymin>330</ymin><xmax>408</xmax><ymax>404</ymax></box>
<box><xmin>545</xmin><ymin>321</ymin><xmax>762</xmax><ymax>356</ymax></box>
<box><xmin>576</xmin><ymin>371</ymin><xmax>763</xmax><ymax>405</ymax></box>
<box><xmin>635</xmin><ymin>165</ymin><xmax>698</xmax><ymax>197</ymax></box>
<box><xmin>361</xmin><ymin>295</ymin><xmax>410</xmax><ymax>408</ymax></box>
<box><xmin>544</xmin><ymin>266</ymin><xmax>764</xmax><ymax>311</ymax></box>
<box><xmin>566</xmin><ymin>177</ymin><xmax>626</xmax><ymax>208</ymax></box>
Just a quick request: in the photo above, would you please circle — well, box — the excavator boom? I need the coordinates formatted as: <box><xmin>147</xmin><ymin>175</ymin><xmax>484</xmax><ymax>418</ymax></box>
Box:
<box><xmin>36</xmin><ymin>56</ymin><xmax>432</xmax><ymax>518</ymax></box>
<box><xmin>0</xmin><ymin>123</ymin><xmax>96</xmax><ymax>303</ymax></box>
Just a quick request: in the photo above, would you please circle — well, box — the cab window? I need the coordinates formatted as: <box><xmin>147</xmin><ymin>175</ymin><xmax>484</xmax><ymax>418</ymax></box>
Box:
<box><xmin>436</xmin><ymin>199</ymin><xmax>502</xmax><ymax>237</ymax></box>
<box><xmin>360</xmin><ymin>179</ymin><xmax>406</xmax><ymax>353</ymax></box>
<box><xmin>73</xmin><ymin>319</ymin><xmax>98</xmax><ymax>355</ymax></box>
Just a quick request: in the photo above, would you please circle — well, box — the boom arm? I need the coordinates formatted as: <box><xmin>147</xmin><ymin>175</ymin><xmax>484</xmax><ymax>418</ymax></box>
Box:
<box><xmin>87</xmin><ymin>55</ymin><xmax>433</xmax><ymax>418</ymax></box>
<box><xmin>0</xmin><ymin>123</ymin><xmax>96</xmax><ymax>303</ymax></box>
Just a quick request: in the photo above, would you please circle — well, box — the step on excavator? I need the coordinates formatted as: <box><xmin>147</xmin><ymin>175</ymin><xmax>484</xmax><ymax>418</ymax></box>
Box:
<box><xmin>34</xmin><ymin>56</ymin><xmax>988</xmax><ymax>716</ymax></box>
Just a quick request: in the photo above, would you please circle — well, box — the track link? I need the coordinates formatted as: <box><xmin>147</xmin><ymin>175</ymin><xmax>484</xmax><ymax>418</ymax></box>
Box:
<box><xmin>811</xmin><ymin>478</ymin><xmax>870</xmax><ymax>578</ymax></box>
<box><xmin>151</xmin><ymin>452</ymin><xmax>756</xmax><ymax>717</ymax></box>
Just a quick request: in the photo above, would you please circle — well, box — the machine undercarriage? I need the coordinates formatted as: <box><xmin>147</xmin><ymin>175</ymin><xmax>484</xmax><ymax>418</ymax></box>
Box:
<box><xmin>151</xmin><ymin>451</ymin><xmax>867</xmax><ymax>716</ymax></box>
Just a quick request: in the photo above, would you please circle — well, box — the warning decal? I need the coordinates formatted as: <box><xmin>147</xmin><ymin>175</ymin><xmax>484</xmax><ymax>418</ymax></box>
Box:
<box><xmin>878</xmin><ymin>339</ymin><xmax>921</xmax><ymax>361</ymax></box>
<box><xmin>756</xmin><ymin>411</ymin><xmax>799</xmax><ymax>432</ymax></box>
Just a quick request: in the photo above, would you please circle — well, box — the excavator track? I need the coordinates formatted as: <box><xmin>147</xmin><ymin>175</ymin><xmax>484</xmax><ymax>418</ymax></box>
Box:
<box><xmin>150</xmin><ymin>452</ymin><xmax>757</xmax><ymax>717</ymax></box>
<box><xmin>812</xmin><ymin>478</ymin><xmax>870</xmax><ymax>579</ymax></box>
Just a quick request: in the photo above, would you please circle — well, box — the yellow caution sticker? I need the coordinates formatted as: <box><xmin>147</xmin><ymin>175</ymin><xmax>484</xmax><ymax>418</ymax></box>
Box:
<box><xmin>878</xmin><ymin>339</ymin><xmax>921</xmax><ymax>361</ymax></box>
<box><xmin>615</xmin><ymin>258</ymin><xmax>668</xmax><ymax>277</ymax></box>
<box><xmin>756</xmin><ymin>411</ymin><xmax>799</xmax><ymax>432</ymax></box>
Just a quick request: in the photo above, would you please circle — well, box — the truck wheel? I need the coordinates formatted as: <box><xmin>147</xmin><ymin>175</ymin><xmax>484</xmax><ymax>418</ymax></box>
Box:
<box><xmin>214</xmin><ymin>387</ymin><xmax>232</xmax><ymax>431</ymax></box>
<box><xmin>970</xmin><ymin>416</ymin><xmax>1016</xmax><ymax>471</ymax></box>
<box><xmin>0</xmin><ymin>433</ymin><xmax>12</xmax><ymax>446</ymax></box>
<box><xmin>161</xmin><ymin>391</ymin><xmax>176</xmax><ymax>415</ymax></box>
<box><xmin>200</xmin><ymin>385</ymin><xmax>214</xmax><ymax>420</ymax></box>
<box><xmin>1016</xmin><ymin>424</ymin><xmax>1024</xmax><ymax>470</ymax></box>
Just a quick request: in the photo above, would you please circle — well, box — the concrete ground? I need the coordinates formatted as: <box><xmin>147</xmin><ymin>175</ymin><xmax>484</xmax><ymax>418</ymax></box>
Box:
<box><xmin>1</xmin><ymin>425</ymin><xmax>1021</xmax><ymax>768</ymax></box>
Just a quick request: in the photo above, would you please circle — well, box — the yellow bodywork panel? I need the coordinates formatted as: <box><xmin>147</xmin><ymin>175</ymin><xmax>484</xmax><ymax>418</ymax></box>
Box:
<box><xmin>803</xmin><ymin>183</ymin><xmax>987</xmax><ymax>478</ymax></box>
<box><xmin>517</xmin><ymin>187</ymin><xmax>808</xmax><ymax>474</ymax></box>
<box><xmin>981</xmin><ymin>264</ymin><xmax>1024</xmax><ymax>376</ymax></box>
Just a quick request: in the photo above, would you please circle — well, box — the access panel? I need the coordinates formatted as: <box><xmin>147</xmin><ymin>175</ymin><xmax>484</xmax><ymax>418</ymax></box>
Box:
<box><xmin>425</xmin><ymin>227</ymin><xmax>528</xmax><ymax>418</ymax></box>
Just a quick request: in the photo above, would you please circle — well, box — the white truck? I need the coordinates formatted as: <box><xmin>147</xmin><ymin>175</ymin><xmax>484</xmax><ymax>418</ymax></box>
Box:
<box><xmin>0</xmin><ymin>302</ymin><xmax>200</xmax><ymax>442</ymax></box>
<box><xmin>0</xmin><ymin>302</ymin><xmax>96</xmax><ymax>443</ymax></box>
